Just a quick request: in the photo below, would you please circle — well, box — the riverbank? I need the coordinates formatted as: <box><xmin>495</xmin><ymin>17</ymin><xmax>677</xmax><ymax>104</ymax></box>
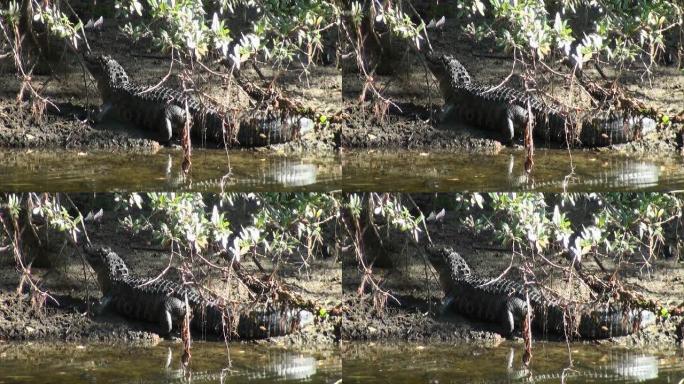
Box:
<box><xmin>341</xmin><ymin>195</ymin><xmax>684</xmax><ymax>348</ymax></box>
<box><xmin>0</xmin><ymin>202</ymin><xmax>341</xmax><ymax>347</ymax></box>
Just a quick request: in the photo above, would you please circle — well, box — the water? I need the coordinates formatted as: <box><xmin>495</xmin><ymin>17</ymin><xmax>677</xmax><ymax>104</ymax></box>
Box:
<box><xmin>0</xmin><ymin>342</ymin><xmax>341</xmax><ymax>383</ymax></box>
<box><xmin>0</xmin><ymin>149</ymin><xmax>342</xmax><ymax>192</ymax></box>
<box><xmin>342</xmin><ymin>342</ymin><xmax>684</xmax><ymax>383</ymax></box>
<box><xmin>2</xmin><ymin>148</ymin><xmax>684</xmax><ymax>192</ymax></box>
<box><xmin>342</xmin><ymin>149</ymin><xmax>684</xmax><ymax>192</ymax></box>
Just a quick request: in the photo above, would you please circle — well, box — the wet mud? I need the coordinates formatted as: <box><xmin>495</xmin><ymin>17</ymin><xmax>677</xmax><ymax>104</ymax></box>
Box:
<box><xmin>0</xmin><ymin>205</ymin><xmax>341</xmax><ymax>347</ymax></box>
<box><xmin>341</xmin><ymin>195</ymin><xmax>684</xmax><ymax>349</ymax></box>
<box><xmin>0</xmin><ymin>20</ymin><xmax>341</xmax><ymax>153</ymax></box>
<box><xmin>341</xmin><ymin>18</ymin><xmax>684</xmax><ymax>154</ymax></box>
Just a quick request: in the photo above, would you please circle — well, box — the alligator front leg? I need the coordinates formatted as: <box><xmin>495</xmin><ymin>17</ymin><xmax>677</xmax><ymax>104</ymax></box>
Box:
<box><xmin>440</xmin><ymin>294</ymin><xmax>456</xmax><ymax>315</ymax></box>
<box><xmin>160</xmin><ymin>296</ymin><xmax>186</xmax><ymax>335</ymax></box>
<box><xmin>162</xmin><ymin>105</ymin><xmax>189</xmax><ymax>142</ymax></box>
<box><xmin>94</xmin><ymin>102</ymin><xmax>113</xmax><ymax>123</ymax></box>
<box><xmin>503</xmin><ymin>297</ymin><xmax>528</xmax><ymax>335</ymax></box>
<box><xmin>437</xmin><ymin>103</ymin><xmax>455</xmax><ymax>123</ymax></box>
<box><xmin>503</xmin><ymin>105</ymin><xmax>528</xmax><ymax>143</ymax></box>
<box><xmin>92</xmin><ymin>294</ymin><xmax>113</xmax><ymax>316</ymax></box>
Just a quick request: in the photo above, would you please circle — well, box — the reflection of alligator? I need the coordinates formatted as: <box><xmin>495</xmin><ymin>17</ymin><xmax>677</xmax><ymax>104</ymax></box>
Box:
<box><xmin>169</xmin><ymin>157</ymin><xmax>320</xmax><ymax>191</ymax></box>
<box><xmin>506</xmin><ymin>348</ymin><xmax>658</xmax><ymax>383</ymax></box>
<box><xmin>506</xmin><ymin>155</ymin><xmax>661</xmax><ymax>191</ymax></box>
<box><xmin>425</xmin><ymin>53</ymin><xmax>656</xmax><ymax>147</ymax></box>
<box><xmin>84</xmin><ymin>246</ymin><xmax>314</xmax><ymax>339</ymax></box>
<box><xmin>84</xmin><ymin>55</ymin><xmax>313</xmax><ymax>147</ymax></box>
<box><xmin>162</xmin><ymin>348</ymin><xmax>318</xmax><ymax>383</ymax></box>
<box><xmin>426</xmin><ymin>246</ymin><xmax>655</xmax><ymax>339</ymax></box>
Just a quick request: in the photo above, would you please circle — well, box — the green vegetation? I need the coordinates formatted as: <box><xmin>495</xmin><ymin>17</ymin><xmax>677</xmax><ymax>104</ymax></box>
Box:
<box><xmin>350</xmin><ymin>0</ymin><xmax>682</xmax><ymax>69</ymax></box>
<box><xmin>113</xmin><ymin>0</ymin><xmax>339</xmax><ymax>65</ymax></box>
<box><xmin>0</xmin><ymin>0</ymin><xmax>340</xmax><ymax>64</ymax></box>
<box><xmin>0</xmin><ymin>193</ymin><xmax>341</xmax><ymax>307</ymax></box>
<box><xmin>456</xmin><ymin>193</ymin><xmax>683</xmax><ymax>265</ymax></box>
<box><xmin>344</xmin><ymin>193</ymin><xmax>683</xmax><ymax>311</ymax></box>
<box><xmin>117</xmin><ymin>192</ymin><xmax>340</xmax><ymax>264</ymax></box>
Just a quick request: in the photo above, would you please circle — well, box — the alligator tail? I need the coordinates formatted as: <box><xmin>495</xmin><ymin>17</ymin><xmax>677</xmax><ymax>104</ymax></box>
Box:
<box><xmin>192</xmin><ymin>303</ymin><xmax>308</xmax><ymax>339</ymax></box>
<box><xmin>194</xmin><ymin>110</ymin><xmax>311</xmax><ymax>147</ymax></box>
<box><xmin>535</xmin><ymin>304</ymin><xmax>655</xmax><ymax>338</ymax></box>
<box><xmin>235</xmin><ymin>111</ymin><xmax>310</xmax><ymax>147</ymax></box>
<box><xmin>579</xmin><ymin>113</ymin><xmax>656</xmax><ymax>147</ymax></box>
<box><xmin>236</xmin><ymin>305</ymin><xmax>306</xmax><ymax>339</ymax></box>
<box><xmin>577</xmin><ymin>306</ymin><xmax>655</xmax><ymax>338</ymax></box>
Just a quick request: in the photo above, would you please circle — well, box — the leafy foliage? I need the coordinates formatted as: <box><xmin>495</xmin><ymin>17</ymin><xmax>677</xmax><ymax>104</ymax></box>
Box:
<box><xmin>456</xmin><ymin>192</ymin><xmax>683</xmax><ymax>264</ymax></box>
<box><xmin>114</xmin><ymin>0</ymin><xmax>340</xmax><ymax>65</ymax></box>
<box><xmin>458</xmin><ymin>0</ymin><xmax>682</xmax><ymax>66</ymax></box>
<box><xmin>117</xmin><ymin>192</ymin><xmax>340</xmax><ymax>265</ymax></box>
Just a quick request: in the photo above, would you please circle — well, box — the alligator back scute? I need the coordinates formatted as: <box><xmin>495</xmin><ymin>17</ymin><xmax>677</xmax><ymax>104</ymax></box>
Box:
<box><xmin>449</xmin><ymin>276</ymin><xmax>528</xmax><ymax>332</ymax></box>
<box><xmin>108</xmin><ymin>276</ymin><xmax>186</xmax><ymax>327</ymax></box>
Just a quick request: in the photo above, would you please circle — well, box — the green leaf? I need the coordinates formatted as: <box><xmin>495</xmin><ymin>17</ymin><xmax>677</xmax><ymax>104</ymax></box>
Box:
<box><xmin>659</xmin><ymin>307</ymin><xmax>670</xmax><ymax>318</ymax></box>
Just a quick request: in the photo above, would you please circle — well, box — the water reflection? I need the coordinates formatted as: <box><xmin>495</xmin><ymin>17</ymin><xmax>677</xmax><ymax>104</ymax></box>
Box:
<box><xmin>1</xmin><ymin>147</ymin><xmax>683</xmax><ymax>191</ymax></box>
<box><xmin>171</xmin><ymin>155</ymin><xmax>321</xmax><ymax>191</ymax></box>
<box><xmin>342</xmin><ymin>342</ymin><xmax>683</xmax><ymax>384</ymax></box>
<box><xmin>342</xmin><ymin>149</ymin><xmax>682</xmax><ymax>192</ymax></box>
<box><xmin>162</xmin><ymin>348</ymin><xmax>318</xmax><ymax>383</ymax></box>
<box><xmin>504</xmin><ymin>348</ymin><xmax>659</xmax><ymax>383</ymax></box>
<box><xmin>507</xmin><ymin>155</ymin><xmax>661</xmax><ymax>191</ymax></box>
<box><xmin>0</xmin><ymin>149</ymin><xmax>341</xmax><ymax>192</ymax></box>
<box><xmin>0</xmin><ymin>342</ymin><xmax>339</xmax><ymax>383</ymax></box>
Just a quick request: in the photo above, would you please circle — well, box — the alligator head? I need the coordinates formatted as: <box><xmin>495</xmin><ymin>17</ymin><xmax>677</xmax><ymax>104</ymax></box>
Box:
<box><xmin>84</xmin><ymin>54</ymin><xmax>130</xmax><ymax>91</ymax></box>
<box><xmin>83</xmin><ymin>245</ymin><xmax>130</xmax><ymax>290</ymax></box>
<box><xmin>425</xmin><ymin>246</ymin><xmax>472</xmax><ymax>293</ymax></box>
<box><xmin>424</xmin><ymin>52</ymin><xmax>472</xmax><ymax>99</ymax></box>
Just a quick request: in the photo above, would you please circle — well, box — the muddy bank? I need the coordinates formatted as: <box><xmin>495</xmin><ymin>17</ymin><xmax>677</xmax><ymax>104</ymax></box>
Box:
<box><xmin>0</xmin><ymin>20</ymin><xmax>341</xmax><ymax>153</ymax></box>
<box><xmin>341</xmin><ymin>18</ymin><xmax>684</xmax><ymax>153</ymax></box>
<box><xmin>340</xmin><ymin>102</ymin><xmax>503</xmax><ymax>152</ymax></box>
<box><xmin>340</xmin><ymin>97</ymin><xmax>683</xmax><ymax>154</ymax></box>
<box><xmin>0</xmin><ymin>100</ymin><xmax>161</xmax><ymax>151</ymax></box>
<box><xmin>342</xmin><ymin>260</ymin><xmax>683</xmax><ymax>348</ymax></box>
<box><xmin>0</xmin><ymin>203</ymin><xmax>341</xmax><ymax>346</ymax></box>
<box><xmin>341</xmin><ymin>196</ymin><xmax>684</xmax><ymax>348</ymax></box>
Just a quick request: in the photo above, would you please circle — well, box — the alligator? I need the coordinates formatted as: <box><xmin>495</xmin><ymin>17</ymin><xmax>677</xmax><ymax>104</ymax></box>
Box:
<box><xmin>425</xmin><ymin>246</ymin><xmax>656</xmax><ymax>339</ymax></box>
<box><xmin>424</xmin><ymin>53</ymin><xmax>656</xmax><ymax>147</ymax></box>
<box><xmin>83</xmin><ymin>245</ymin><xmax>314</xmax><ymax>339</ymax></box>
<box><xmin>84</xmin><ymin>55</ymin><xmax>313</xmax><ymax>147</ymax></box>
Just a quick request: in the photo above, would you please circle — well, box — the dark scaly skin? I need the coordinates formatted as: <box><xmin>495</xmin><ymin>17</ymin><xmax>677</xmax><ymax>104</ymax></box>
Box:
<box><xmin>426</xmin><ymin>246</ymin><xmax>655</xmax><ymax>339</ymax></box>
<box><xmin>83</xmin><ymin>246</ymin><xmax>313</xmax><ymax>339</ymax></box>
<box><xmin>83</xmin><ymin>55</ymin><xmax>311</xmax><ymax>147</ymax></box>
<box><xmin>425</xmin><ymin>53</ymin><xmax>656</xmax><ymax>147</ymax></box>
